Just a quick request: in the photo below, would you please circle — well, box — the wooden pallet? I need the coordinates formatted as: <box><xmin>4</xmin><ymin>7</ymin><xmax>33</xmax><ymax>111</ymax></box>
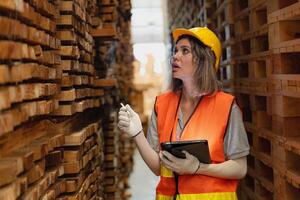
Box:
<box><xmin>251</xmin><ymin>33</ymin><xmax>269</xmax><ymax>54</ymax></box>
<box><xmin>269</xmin><ymin>52</ymin><xmax>300</xmax><ymax>74</ymax></box>
<box><xmin>250</xmin><ymin>0</ymin><xmax>268</xmax><ymax>29</ymax></box>
<box><xmin>234</xmin><ymin>10</ymin><xmax>251</xmax><ymax>36</ymax></box>
<box><xmin>268</xmin><ymin>2</ymin><xmax>300</xmax><ymax>52</ymax></box>
<box><xmin>272</xmin><ymin>115</ymin><xmax>300</xmax><ymax>137</ymax></box>
<box><xmin>273</xmin><ymin>166</ymin><xmax>300</xmax><ymax>200</ymax></box>
<box><xmin>212</xmin><ymin>0</ymin><xmax>234</xmax><ymax>28</ymax></box>
<box><xmin>267</xmin><ymin>0</ymin><xmax>300</xmax><ymax>14</ymax></box>
<box><xmin>270</xmin><ymin>95</ymin><xmax>300</xmax><ymax>117</ymax></box>
<box><xmin>268</xmin><ymin>54</ymin><xmax>300</xmax><ymax>101</ymax></box>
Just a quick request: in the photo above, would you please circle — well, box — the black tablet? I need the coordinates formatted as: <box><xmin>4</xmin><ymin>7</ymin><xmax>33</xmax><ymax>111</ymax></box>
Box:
<box><xmin>160</xmin><ymin>140</ymin><xmax>211</xmax><ymax>164</ymax></box>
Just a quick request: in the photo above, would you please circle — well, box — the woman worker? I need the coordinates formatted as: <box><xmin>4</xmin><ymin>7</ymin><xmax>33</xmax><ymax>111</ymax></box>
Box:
<box><xmin>118</xmin><ymin>27</ymin><xmax>250</xmax><ymax>200</ymax></box>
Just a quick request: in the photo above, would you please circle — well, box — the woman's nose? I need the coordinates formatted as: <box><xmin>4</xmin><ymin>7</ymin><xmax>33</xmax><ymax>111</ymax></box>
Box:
<box><xmin>172</xmin><ymin>51</ymin><xmax>180</xmax><ymax>60</ymax></box>
<box><xmin>170</xmin><ymin>55</ymin><xmax>177</xmax><ymax>64</ymax></box>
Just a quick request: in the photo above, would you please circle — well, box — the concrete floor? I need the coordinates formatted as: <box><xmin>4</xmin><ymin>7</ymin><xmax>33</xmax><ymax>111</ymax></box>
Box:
<box><xmin>129</xmin><ymin>149</ymin><xmax>159</xmax><ymax>200</ymax></box>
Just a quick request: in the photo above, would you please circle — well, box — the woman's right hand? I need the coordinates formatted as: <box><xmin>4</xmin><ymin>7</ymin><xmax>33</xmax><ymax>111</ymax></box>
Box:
<box><xmin>118</xmin><ymin>104</ymin><xmax>143</xmax><ymax>138</ymax></box>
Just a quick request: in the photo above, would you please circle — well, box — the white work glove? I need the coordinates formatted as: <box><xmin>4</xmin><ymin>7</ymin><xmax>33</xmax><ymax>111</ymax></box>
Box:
<box><xmin>159</xmin><ymin>150</ymin><xmax>201</xmax><ymax>175</ymax></box>
<box><xmin>118</xmin><ymin>104</ymin><xmax>143</xmax><ymax>138</ymax></box>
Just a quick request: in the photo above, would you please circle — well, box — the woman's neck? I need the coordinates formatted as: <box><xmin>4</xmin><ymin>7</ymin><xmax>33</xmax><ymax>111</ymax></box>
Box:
<box><xmin>182</xmin><ymin>85</ymin><xmax>199</xmax><ymax>103</ymax></box>
<box><xmin>180</xmin><ymin>84</ymin><xmax>201</xmax><ymax>124</ymax></box>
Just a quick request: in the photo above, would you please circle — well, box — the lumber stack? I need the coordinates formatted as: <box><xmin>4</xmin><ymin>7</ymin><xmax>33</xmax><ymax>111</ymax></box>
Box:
<box><xmin>210</xmin><ymin>0</ymin><xmax>235</xmax><ymax>93</ymax></box>
<box><xmin>115</xmin><ymin>0</ymin><xmax>134</xmax><ymax>100</ymax></box>
<box><xmin>91</xmin><ymin>0</ymin><xmax>117</xmax><ymax>39</ymax></box>
<box><xmin>102</xmin><ymin>111</ymin><xmax>121</xmax><ymax>200</ymax></box>
<box><xmin>267</xmin><ymin>1</ymin><xmax>300</xmax><ymax>200</ymax></box>
<box><xmin>113</xmin><ymin>3</ymin><xmax>135</xmax><ymax>198</ymax></box>
<box><xmin>230</xmin><ymin>1</ymin><xmax>273</xmax><ymax>198</ymax></box>
<box><xmin>91</xmin><ymin>0</ymin><xmax>119</xmax><ymax>83</ymax></box>
<box><xmin>0</xmin><ymin>0</ymin><xmax>60</xmax><ymax>137</ymax></box>
<box><xmin>102</xmin><ymin>109</ymin><xmax>134</xmax><ymax>200</ymax></box>
<box><xmin>60</xmin><ymin>122</ymin><xmax>102</xmax><ymax>200</ymax></box>
<box><xmin>0</xmin><ymin>0</ymin><xmax>135</xmax><ymax>200</ymax></box>
<box><xmin>118</xmin><ymin>133</ymin><xmax>135</xmax><ymax>199</ymax></box>
<box><xmin>0</xmin><ymin>110</ymin><xmax>105</xmax><ymax>200</ymax></box>
<box><xmin>167</xmin><ymin>0</ymin><xmax>300</xmax><ymax>200</ymax></box>
<box><xmin>53</xmin><ymin>0</ymin><xmax>104</xmax><ymax>116</ymax></box>
<box><xmin>0</xmin><ymin>131</ymin><xmax>65</xmax><ymax>200</ymax></box>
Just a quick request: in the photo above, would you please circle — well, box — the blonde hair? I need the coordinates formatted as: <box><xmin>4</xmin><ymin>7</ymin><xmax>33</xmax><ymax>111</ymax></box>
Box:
<box><xmin>170</xmin><ymin>35</ymin><xmax>222</xmax><ymax>96</ymax></box>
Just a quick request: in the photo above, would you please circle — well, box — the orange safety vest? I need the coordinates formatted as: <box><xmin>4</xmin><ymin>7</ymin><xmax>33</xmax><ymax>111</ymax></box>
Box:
<box><xmin>155</xmin><ymin>91</ymin><xmax>238</xmax><ymax>200</ymax></box>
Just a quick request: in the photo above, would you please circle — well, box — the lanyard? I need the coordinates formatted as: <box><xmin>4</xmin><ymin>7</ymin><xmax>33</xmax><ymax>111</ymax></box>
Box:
<box><xmin>169</xmin><ymin>93</ymin><xmax>203</xmax><ymax>142</ymax></box>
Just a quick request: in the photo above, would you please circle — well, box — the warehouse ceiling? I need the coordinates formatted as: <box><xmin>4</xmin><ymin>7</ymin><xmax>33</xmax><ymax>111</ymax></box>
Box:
<box><xmin>131</xmin><ymin>0</ymin><xmax>167</xmax><ymax>43</ymax></box>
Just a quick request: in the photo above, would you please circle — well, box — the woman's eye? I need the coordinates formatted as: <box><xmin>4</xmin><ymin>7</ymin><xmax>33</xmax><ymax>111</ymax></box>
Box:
<box><xmin>182</xmin><ymin>48</ymin><xmax>189</xmax><ymax>54</ymax></box>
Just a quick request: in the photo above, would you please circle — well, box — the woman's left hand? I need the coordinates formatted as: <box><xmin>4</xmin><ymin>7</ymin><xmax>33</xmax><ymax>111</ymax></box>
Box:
<box><xmin>159</xmin><ymin>150</ymin><xmax>200</xmax><ymax>175</ymax></box>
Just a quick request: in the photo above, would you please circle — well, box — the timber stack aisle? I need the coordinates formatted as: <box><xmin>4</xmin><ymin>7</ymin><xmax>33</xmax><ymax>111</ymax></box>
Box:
<box><xmin>167</xmin><ymin>0</ymin><xmax>300</xmax><ymax>199</ymax></box>
<box><xmin>0</xmin><ymin>0</ymin><xmax>135</xmax><ymax>200</ymax></box>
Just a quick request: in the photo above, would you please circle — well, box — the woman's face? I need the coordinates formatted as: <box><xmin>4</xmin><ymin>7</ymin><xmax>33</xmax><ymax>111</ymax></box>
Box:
<box><xmin>171</xmin><ymin>38</ymin><xmax>196</xmax><ymax>81</ymax></box>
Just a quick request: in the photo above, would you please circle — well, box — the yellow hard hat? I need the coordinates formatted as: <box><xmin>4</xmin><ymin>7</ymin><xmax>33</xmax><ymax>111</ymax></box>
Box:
<box><xmin>172</xmin><ymin>27</ymin><xmax>221</xmax><ymax>71</ymax></box>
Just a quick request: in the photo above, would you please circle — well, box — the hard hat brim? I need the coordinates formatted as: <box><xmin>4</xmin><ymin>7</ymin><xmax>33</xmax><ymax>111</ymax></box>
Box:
<box><xmin>172</xmin><ymin>28</ymin><xmax>202</xmax><ymax>44</ymax></box>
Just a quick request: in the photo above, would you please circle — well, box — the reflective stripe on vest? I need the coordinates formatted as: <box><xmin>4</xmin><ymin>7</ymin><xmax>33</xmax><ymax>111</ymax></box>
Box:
<box><xmin>160</xmin><ymin>165</ymin><xmax>174</xmax><ymax>178</ymax></box>
<box><xmin>157</xmin><ymin>192</ymin><xmax>238</xmax><ymax>200</ymax></box>
<box><xmin>155</xmin><ymin>91</ymin><xmax>238</xmax><ymax>197</ymax></box>
<box><xmin>156</xmin><ymin>194</ymin><xmax>173</xmax><ymax>200</ymax></box>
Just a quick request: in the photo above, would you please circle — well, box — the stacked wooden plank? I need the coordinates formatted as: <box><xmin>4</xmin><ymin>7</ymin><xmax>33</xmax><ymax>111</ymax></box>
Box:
<box><xmin>0</xmin><ymin>1</ymin><xmax>63</xmax><ymax>198</ymax></box>
<box><xmin>233</xmin><ymin>0</ymin><xmax>269</xmax><ymax>94</ymax></box>
<box><xmin>90</xmin><ymin>0</ymin><xmax>118</xmax><ymax>39</ymax></box>
<box><xmin>91</xmin><ymin>1</ymin><xmax>136</xmax><ymax>197</ymax></box>
<box><xmin>211</xmin><ymin>0</ymin><xmax>235</xmax><ymax>93</ymax></box>
<box><xmin>118</xmin><ymin>134</ymin><xmax>135</xmax><ymax>199</ymax></box>
<box><xmin>99</xmin><ymin>0</ymin><xmax>118</xmax><ymax>29</ymax></box>
<box><xmin>0</xmin><ymin>0</ymin><xmax>135</xmax><ymax>200</ymax></box>
<box><xmin>101</xmin><ymin>107</ymin><xmax>135</xmax><ymax>200</ymax></box>
<box><xmin>91</xmin><ymin>0</ymin><xmax>135</xmax><ymax>103</ymax></box>
<box><xmin>90</xmin><ymin>0</ymin><xmax>119</xmax><ymax>80</ymax></box>
<box><xmin>115</xmin><ymin>0</ymin><xmax>134</xmax><ymax>100</ymax></box>
<box><xmin>0</xmin><ymin>120</ymin><xmax>65</xmax><ymax>199</ymax></box>
<box><xmin>59</xmin><ymin>122</ymin><xmax>102</xmax><ymax>200</ymax></box>
<box><xmin>115</xmin><ymin>0</ymin><xmax>145</xmax><ymax>146</ymax></box>
<box><xmin>90</xmin><ymin>6</ymin><xmax>136</xmax><ymax>199</ymax></box>
<box><xmin>0</xmin><ymin>0</ymin><xmax>60</xmax><ymax>136</ymax></box>
<box><xmin>19</xmin><ymin>134</ymin><xmax>65</xmax><ymax>200</ymax></box>
<box><xmin>102</xmin><ymin>111</ymin><xmax>121</xmax><ymax>200</ymax></box>
<box><xmin>235</xmin><ymin>93</ymin><xmax>274</xmax><ymax>200</ymax></box>
<box><xmin>166</xmin><ymin>0</ymin><xmax>300</xmax><ymax>199</ymax></box>
<box><xmin>231</xmin><ymin>1</ymin><xmax>274</xmax><ymax>199</ymax></box>
<box><xmin>267</xmin><ymin>0</ymin><xmax>300</xmax><ymax>199</ymax></box>
<box><xmin>53</xmin><ymin>0</ymin><xmax>104</xmax><ymax>116</ymax></box>
<box><xmin>0</xmin><ymin>112</ymin><xmax>105</xmax><ymax>200</ymax></box>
